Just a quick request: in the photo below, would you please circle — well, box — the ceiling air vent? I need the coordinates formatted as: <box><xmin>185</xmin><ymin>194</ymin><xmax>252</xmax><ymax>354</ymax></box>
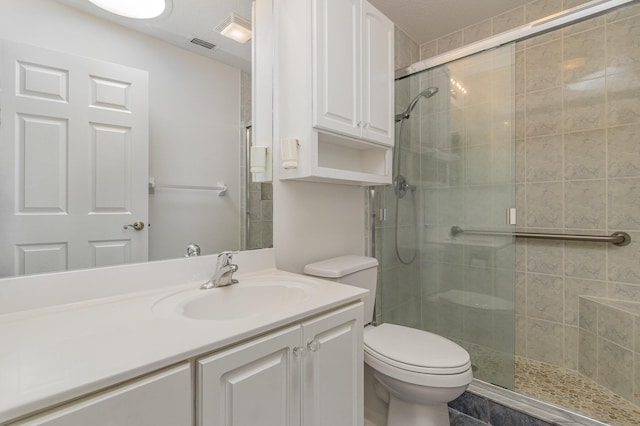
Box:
<box><xmin>190</xmin><ymin>38</ymin><xmax>216</xmax><ymax>50</ymax></box>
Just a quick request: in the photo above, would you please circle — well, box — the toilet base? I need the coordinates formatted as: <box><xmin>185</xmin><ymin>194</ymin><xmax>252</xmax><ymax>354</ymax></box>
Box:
<box><xmin>387</xmin><ymin>394</ymin><xmax>449</xmax><ymax>426</ymax></box>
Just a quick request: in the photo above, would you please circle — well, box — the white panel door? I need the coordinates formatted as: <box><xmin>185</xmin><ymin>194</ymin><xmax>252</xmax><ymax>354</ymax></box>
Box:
<box><xmin>302</xmin><ymin>303</ymin><xmax>363</xmax><ymax>426</ymax></box>
<box><xmin>0</xmin><ymin>40</ymin><xmax>149</xmax><ymax>277</ymax></box>
<box><xmin>15</xmin><ymin>364</ymin><xmax>192</xmax><ymax>426</ymax></box>
<box><xmin>198</xmin><ymin>325</ymin><xmax>302</xmax><ymax>426</ymax></box>
<box><xmin>362</xmin><ymin>1</ymin><xmax>394</xmax><ymax>146</ymax></box>
<box><xmin>312</xmin><ymin>0</ymin><xmax>361</xmax><ymax>138</ymax></box>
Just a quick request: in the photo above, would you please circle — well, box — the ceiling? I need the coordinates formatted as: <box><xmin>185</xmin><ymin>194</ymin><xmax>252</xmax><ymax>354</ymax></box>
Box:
<box><xmin>369</xmin><ymin>0</ymin><xmax>532</xmax><ymax>44</ymax></box>
<box><xmin>54</xmin><ymin>0</ymin><xmax>533</xmax><ymax>71</ymax></box>
<box><xmin>55</xmin><ymin>0</ymin><xmax>254</xmax><ymax>71</ymax></box>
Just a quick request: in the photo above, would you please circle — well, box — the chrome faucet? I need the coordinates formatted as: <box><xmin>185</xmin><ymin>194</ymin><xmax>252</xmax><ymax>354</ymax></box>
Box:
<box><xmin>185</xmin><ymin>242</ymin><xmax>201</xmax><ymax>257</ymax></box>
<box><xmin>200</xmin><ymin>251</ymin><xmax>239</xmax><ymax>289</ymax></box>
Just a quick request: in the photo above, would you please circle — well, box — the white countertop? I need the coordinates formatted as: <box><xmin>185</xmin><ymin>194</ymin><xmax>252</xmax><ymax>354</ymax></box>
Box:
<box><xmin>0</xmin><ymin>250</ymin><xmax>367</xmax><ymax>423</ymax></box>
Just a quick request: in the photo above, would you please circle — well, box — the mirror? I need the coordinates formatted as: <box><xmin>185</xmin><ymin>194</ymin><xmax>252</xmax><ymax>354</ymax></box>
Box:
<box><xmin>0</xmin><ymin>0</ymin><xmax>273</xmax><ymax>278</ymax></box>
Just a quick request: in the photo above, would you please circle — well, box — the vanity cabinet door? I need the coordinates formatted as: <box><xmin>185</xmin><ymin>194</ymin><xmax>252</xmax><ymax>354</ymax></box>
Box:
<box><xmin>198</xmin><ymin>325</ymin><xmax>302</xmax><ymax>426</ymax></box>
<box><xmin>15</xmin><ymin>363</ymin><xmax>192</xmax><ymax>426</ymax></box>
<box><xmin>301</xmin><ymin>303</ymin><xmax>363</xmax><ymax>426</ymax></box>
<box><xmin>196</xmin><ymin>303</ymin><xmax>364</xmax><ymax>426</ymax></box>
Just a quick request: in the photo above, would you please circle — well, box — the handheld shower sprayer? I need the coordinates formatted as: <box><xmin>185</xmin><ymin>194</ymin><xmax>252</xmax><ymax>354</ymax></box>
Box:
<box><xmin>394</xmin><ymin>86</ymin><xmax>439</xmax><ymax>123</ymax></box>
<box><xmin>393</xmin><ymin>86</ymin><xmax>439</xmax><ymax>199</ymax></box>
<box><xmin>392</xmin><ymin>86</ymin><xmax>439</xmax><ymax>265</ymax></box>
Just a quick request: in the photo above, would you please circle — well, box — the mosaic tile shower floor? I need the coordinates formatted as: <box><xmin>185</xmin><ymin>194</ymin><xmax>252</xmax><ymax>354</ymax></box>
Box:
<box><xmin>515</xmin><ymin>357</ymin><xmax>640</xmax><ymax>425</ymax></box>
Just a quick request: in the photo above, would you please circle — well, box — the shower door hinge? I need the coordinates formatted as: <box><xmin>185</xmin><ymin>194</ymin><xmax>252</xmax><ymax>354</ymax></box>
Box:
<box><xmin>506</xmin><ymin>208</ymin><xmax>517</xmax><ymax>225</ymax></box>
<box><xmin>379</xmin><ymin>208</ymin><xmax>387</xmax><ymax>222</ymax></box>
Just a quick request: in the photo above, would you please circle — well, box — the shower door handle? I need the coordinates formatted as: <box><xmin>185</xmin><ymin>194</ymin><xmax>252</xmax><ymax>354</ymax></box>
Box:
<box><xmin>506</xmin><ymin>208</ymin><xmax>517</xmax><ymax>225</ymax></box>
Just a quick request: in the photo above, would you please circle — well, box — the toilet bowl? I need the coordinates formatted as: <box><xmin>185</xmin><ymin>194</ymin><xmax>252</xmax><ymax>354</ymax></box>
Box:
<box><xmin>364</xmin><ymin>323</ymin><xmax>472</xmax><ymax>425</ymax></box>
<box><xmin>304</xmin><ymin>256</ymin><xmax>473</xmax><ymax>426</ymax></box>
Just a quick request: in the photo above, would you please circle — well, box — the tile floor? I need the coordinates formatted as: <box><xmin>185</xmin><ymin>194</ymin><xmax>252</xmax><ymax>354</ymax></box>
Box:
<box><xmin>365</xmin><ymin>355</ymin><xmax>640</xmax><ymax>425</ymax></box>
<box><xmin>515</xmin><ymin>356</ymin><xmax>640</xmax><ymax>426</ymax></box>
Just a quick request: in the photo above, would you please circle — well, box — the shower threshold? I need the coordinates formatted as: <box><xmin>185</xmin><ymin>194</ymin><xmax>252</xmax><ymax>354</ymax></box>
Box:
<box><xmin>464</xmin><ymin>378</ymin><xmax>609</xmax><ymax>425</ymax></box>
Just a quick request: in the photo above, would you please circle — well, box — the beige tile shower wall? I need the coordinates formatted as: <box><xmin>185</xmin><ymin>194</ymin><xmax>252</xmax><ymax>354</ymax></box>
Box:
<box><xmin>516</xmin><ymin>5</ymin><xmax>640</xmax><ymax>375</ymax></box>
<box><xmin>245</xmin><ymin>182</ymin><xmax>273</xmax><ymax>249</ymax></box>
<box><xmin>415</xmin><ymin>0</ymin><xmax>640</xmax><ymax>379</ymax></box>
<box><xmin>578</xmin><ymin>297</ymin><xmax>640</xmax><ymax>406</ymax></box>
<box><xmin>372</xmin><ymin>26</ymin><xmax>422</xmax><ymax>326</ymax></box>
<box><xmin>372</xmin><ymin>137</ymin><xmax>422</xmax><ymax>325</ymax></box>
<box><xmin>395</xmin><ymin>26</ymin><xmax>420</xmax><ymax>71</ymax></box>
<box><xmin>373</xmin><ymin>184</ymin><xmax>422</xmax><ymax>327</ymax></box>
<box><xmin>418</xmin><ymin>0</ymin><xmax>593</xmax><ymax>62</ymax></box>
<box><xmin>240</xmin><ymin>71</ymin><xmax>273</xmax><ymax>250</ymax></box>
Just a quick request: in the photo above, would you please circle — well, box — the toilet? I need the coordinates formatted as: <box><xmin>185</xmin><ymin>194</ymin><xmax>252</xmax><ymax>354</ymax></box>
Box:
<box><xmin>304</xmin><ymin>255</ymin><xmax>473</xmax><ymax>426</ymax></box>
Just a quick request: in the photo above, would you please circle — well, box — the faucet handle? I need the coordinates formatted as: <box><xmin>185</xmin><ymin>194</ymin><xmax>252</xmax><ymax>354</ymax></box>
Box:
<box><xmin>216</xmin><ymin>251</ymin><xmax>238</xmax><ymax>267</ymax></box>
<box><xmin>185</xmin><ymin>243</ymin><xmax>201</xmax><ymax>257</ymax></box>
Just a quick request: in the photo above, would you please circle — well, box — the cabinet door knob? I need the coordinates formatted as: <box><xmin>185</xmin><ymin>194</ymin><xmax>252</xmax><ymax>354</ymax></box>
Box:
<box><xmin>293</xmin><ymin>346</ymin><xmax>307</xmax><ymax>358</ymax></box>
<box><xmin>307</xmin><ymin>339</ymin><xmax>321</xmax><ymax>352</ymax></box>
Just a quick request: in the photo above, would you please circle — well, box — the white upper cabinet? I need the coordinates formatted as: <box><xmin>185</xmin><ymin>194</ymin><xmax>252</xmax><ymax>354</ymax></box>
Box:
<box><xmin>275</xmin><ymin>0</ymin><xmax>394</xmax><ymax>185</ymax></box>
<box><xmin>312</xmin><ymin>0</ymin><xmax>360</xmax><ymax>138</ymax></box>
<box><xmin>361</xmin><ymin>1</ymin><xmax>394</xmax><ymax>146</ymax></box>
<box><xmin>312</xmin><ymin>0</ymin><xmax>394</xmax><ymax>147</ymax></box>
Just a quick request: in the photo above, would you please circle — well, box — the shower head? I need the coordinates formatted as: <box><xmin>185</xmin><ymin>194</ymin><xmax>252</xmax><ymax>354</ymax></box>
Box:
<box><xmin>395</xmin><ymin>86</ymin><xmax>439</xmax><ymax>122</ymax></box>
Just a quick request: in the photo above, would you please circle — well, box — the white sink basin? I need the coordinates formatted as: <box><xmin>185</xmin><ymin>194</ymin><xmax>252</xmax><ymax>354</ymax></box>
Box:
<box><xmin>152</xmin><ymin>277</ymin><xmax>315</xmax><ymax>321</ymax></box>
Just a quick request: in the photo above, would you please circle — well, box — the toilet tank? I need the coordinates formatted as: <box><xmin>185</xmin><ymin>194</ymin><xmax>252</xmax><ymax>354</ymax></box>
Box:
<box><xmin>304</xmin><ymin>255</ymin><xmax>378</xmax><ymax>323</ymax></box>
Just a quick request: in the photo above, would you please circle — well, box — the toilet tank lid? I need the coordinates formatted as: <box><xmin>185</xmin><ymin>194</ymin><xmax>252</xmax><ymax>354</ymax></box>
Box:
<box><xmin>304</xmin><ymin>255</ymin><xmax>378</xmax><ymax>278</ymax></box>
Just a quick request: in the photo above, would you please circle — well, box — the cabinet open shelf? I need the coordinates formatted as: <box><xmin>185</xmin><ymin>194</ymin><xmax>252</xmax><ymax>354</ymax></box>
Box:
<box><xmin>317</xmin><ymin>132</ymin><xmax>388</xmax><ymax>175</ymax></box>
<box><xmin>279</xmin><ymin>131</ymin><xmax>392</xmax><ymax>186</ymax></box>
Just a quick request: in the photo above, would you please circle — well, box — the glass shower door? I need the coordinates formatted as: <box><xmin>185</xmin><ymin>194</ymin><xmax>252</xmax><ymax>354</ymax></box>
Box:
<box><xmin>376</xmin><ymin>44</ymin><xmax>516</xmax><ymax>389</ymax></box>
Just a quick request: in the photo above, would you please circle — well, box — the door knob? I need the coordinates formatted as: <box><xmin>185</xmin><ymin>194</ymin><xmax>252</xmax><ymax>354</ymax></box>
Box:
<box><xmin>123</xmin><ymin>221</ymin><xmax>145</xmax><ymax>231</ymax></box>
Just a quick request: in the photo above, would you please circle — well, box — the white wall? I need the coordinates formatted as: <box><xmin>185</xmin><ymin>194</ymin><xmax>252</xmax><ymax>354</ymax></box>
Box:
<box><xmin>0</xmin><ymin>0</ymin><xmax>242</xmax><ymax>261</ymax></box>
<box><xmin>273</xmin><ymin>180</ymin><xmax>366</xmax><ymax>274</ymax></box>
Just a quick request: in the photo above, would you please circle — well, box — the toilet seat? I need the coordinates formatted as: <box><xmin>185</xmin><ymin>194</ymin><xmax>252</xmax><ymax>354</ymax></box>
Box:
<box><xmin>364</xmin><ymin>324</ymin><xmax>471</xmax><ymax>375</ymax></box>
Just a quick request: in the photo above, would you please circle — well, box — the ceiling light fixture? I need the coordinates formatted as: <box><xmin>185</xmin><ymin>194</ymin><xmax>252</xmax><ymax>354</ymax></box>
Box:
<box><xmin>87</xmin><ymin>0</ymin><xmax>168</xmax><ymax>19</ymax></box>
<box><xmin>215</xmin><ymin>13</ymin><xmax>252</xmax><ymax>44</ymax></box>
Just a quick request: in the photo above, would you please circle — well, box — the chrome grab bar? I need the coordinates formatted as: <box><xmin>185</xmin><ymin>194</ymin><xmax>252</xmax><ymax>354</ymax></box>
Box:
<box><xmin>450</xmin><ymin>226</ymin><xmax>631</xmax><ymax>247</ymax></box>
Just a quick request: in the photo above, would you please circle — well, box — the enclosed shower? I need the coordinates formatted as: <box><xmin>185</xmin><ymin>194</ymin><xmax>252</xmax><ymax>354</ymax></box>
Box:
<box><xmin>373</xmin><ymin>1</ymin><xmax>640</xmax><ymax>424</ymax></box>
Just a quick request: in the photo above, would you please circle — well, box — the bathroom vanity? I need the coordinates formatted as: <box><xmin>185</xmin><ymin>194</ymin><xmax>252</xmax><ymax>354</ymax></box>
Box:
<box><xmin>0</xmin><ymin>249</ymin><xmax>366</xmax><ymax>425</ymax></box>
